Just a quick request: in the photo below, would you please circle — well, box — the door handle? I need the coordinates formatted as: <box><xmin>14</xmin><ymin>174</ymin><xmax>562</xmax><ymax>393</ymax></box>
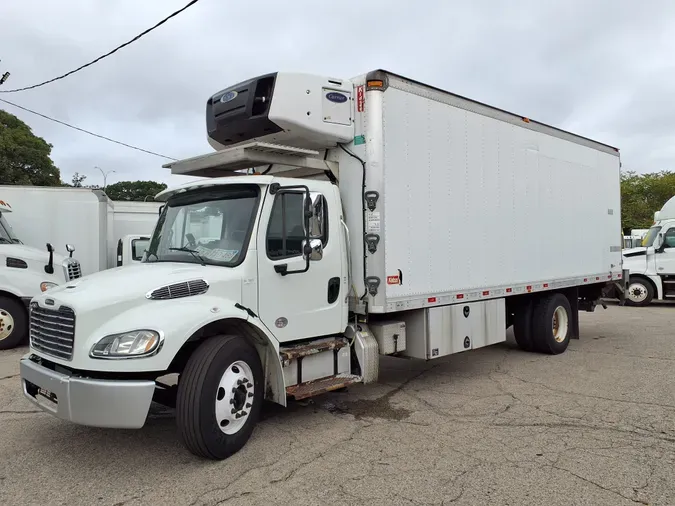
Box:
<box><xmin>274</xmin><ymin>264</ymin><xmax>288</xmax><ymax>275</ymax></box>
<box><xmin>327</xmin><ymin>277</ymin><xmax>340</xmax><ymax>304</ymax></box>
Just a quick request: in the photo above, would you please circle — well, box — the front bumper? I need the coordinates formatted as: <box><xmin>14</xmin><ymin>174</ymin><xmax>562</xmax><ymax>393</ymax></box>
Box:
<box><xmin>20</xmin><ymin>355</ymin><xmax>156</xmax><ymax>429</ymax></box>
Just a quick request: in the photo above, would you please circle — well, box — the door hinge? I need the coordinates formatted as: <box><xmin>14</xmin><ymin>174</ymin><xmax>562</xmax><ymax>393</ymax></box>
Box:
<box><xmin>365</xmin><ymin>276</ymin><xmax>381</xmax><ymax>296</ymax></box>
<box><xmin>365</xmin><ymin>233</ymin><xmax>380</xmax><ymax>254</ymax></box>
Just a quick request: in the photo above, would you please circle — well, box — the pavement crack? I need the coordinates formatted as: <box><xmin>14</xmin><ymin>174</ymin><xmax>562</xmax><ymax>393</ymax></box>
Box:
<box><xmin>550</xmin><ymin>463</ymin><xmax>649</xmax><ymax>504</ymax></box>
<box><xmin>0</xmin><ymin>374</ymin><xmax>19</xmax><ymax>381</ymax></box>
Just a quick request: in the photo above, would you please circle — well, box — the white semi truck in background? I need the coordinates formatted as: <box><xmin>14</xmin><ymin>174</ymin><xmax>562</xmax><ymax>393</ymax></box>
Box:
<box><xmin>0</xmin><ymin>186</ymin><xmax>160</xmax><ymax>275</ymax></box>
<box><xmin>622</xmin><ymin>195</ymin><xmax>675</xmax><ymax>305</ymax></box>
<box><xmin>0</xmin><ymin>199</ymin><xmax>82</xmax><ymax>350</ymax></box>
<box><xmin>20</xmin><ymin>70</ymin><xmax>626</xmax><ymax>459</ymax></box>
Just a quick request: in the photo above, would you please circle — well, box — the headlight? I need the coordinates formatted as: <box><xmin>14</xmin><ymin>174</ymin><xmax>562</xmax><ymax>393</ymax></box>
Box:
<box><xmin>90</xmin><ymin>330</ymin><xmax>162</xmax><ymax>359</ymax></box>
<box><xmin>40</xmin><ymin>282</ymin><xmax>57</xmax><ymax>292</ymax></box>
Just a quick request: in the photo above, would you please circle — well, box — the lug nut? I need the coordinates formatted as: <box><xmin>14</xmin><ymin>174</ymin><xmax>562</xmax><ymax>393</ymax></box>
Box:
<box><xmin>230</xmin><ymin>398</ymin><xmax>235</xmax><ymax>405</ymax></box>
<box><xmin>231</xmin><ymin>408</ymin><xmax>237</xmax><ymax>414</ymax></box>
<box><xmin>237</xmin><ymin>379</ymin><xmax>244</xmax><ymax>386</ymax></box>
<box><xmin>246</xmin><ymin>403</ymin><xmax>252</xmax><ymax>408</ymax></box>
<box><xmin>241</xmin><ymin>411</ymin><xmax>247</xmax><ymax>416</ymax></box>
<box><xmin>246</xmin><ymin>383</ymin><xmax>253</xmax><ymax>388</ymax></box>
<box><xmin>247</xmin><ymin>392</ymin><xmax>253</xmax><ymax>398</ymax></box>
<box><xmin>235</xmin><ymin>413</ymin><xmax>242</xmax><ymax>419</ymax></box>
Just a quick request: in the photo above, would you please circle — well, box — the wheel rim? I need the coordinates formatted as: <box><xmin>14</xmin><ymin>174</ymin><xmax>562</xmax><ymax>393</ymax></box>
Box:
<box><xmin>214</xmin><ymin>360</ymin><xmax>254</xmax><ymax>435</ymax></box>
<box><xmin>551</xmin><ymin>306</ymin><xmax>569</xmax><ymax>343</ymax></box>
<box><xmin>627</xmin><ymin>282</ymin><xmax>648</xmax><ymax>303</ymax></box>
<box><xmin>0</xmin><ymin>309</ymin><xmax>15</xmax><ymax>341</ymax></box>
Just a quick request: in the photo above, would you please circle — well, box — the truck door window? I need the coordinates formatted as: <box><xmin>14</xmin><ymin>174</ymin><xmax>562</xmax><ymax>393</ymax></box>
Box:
<box><xmin>267</xmin><ymin>192</ymin><xmax>305</xmax><ymax>259</ymax></box>
<box><xmin>664</xmin><ymin>229</ymin><xmax>675</xmax><ymax>248</ymax></box>
<box><xmin>267</xmin><ymin>192</ymin><xmax>328</xmax><ymax>259</ymax></box>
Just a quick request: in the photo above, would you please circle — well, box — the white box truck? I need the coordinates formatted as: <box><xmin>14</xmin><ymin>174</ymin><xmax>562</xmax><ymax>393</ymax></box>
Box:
<box><xmin>0</xmin><ymin>198</ymin><xmax>82</xmax><ymax>350</ymax></box>
<box><xmin>20</xmin><ymin>70</ymin><xmax>626</xmax><ymax>459</ymax></box>
<box><xmin>0</xmin><ymin>186</ymin><xmax>158</xmax><ymax>275</ymax></box>
<box><xmin>622</xmin><ymin>196</ymin><xmax>675</xmax><ymax>305</ymax></box>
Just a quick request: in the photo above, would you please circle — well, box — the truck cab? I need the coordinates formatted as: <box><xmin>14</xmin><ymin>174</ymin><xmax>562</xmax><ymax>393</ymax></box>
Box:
<box><xmin>116</xmin><ymin>234</ymin><xmax>151</xmax><ymax>267</ymax></box>
<box><xmin>0</xmin><ymin>200</ymin><xmax>82</xmax><ymax>349</ymax></box>
<box><xmin>623</xmin><ymin>196</ymin><xmax>675</xmax><ymax>305</ymax></box>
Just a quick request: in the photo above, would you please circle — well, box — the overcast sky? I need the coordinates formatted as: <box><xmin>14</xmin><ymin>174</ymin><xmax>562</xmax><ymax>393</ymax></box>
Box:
<box><xmin>1</xmin><ymin>0</ymin><xmax>673</xmax><ymax>188</ymax></box>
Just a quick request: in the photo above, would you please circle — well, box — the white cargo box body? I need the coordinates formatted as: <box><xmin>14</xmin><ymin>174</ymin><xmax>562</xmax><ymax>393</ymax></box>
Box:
<box><xmin>347</xmin><ymin>71</ymin><xmax>622</xmax><ymax>312</ymax></box>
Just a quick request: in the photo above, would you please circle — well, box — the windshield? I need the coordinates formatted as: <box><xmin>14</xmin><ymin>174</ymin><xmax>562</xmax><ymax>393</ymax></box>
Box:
<box><xmin>0</xmin><ymin>212</ymin><xmax>20</xmax><ymax>244</ymax></box>
<box><xmin>145</xmin><ymin>185</ymin><xmax>260</xmax><ymax>266</ymax></box>
<box><xmin>642</xmin><ymin>226</ymin><xmax>662</xmax><ymax>247</ymax></box>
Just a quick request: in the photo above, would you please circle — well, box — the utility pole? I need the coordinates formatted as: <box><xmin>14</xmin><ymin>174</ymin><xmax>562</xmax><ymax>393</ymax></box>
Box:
<box><xmin>94</xmin><ymin>166</ymin><xmax>115</xmax><ymax>189</ymax></box>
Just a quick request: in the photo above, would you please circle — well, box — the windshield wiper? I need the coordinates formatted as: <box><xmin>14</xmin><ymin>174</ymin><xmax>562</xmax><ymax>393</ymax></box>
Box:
<box><xmin>169</xmin><ymin>247</ymin><xmax>206</xmax><ymax>266</ymax></box>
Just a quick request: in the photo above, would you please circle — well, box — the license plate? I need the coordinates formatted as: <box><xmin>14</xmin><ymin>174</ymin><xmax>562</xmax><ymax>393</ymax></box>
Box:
<box><xmin>38</xmin><ymin>387</ymin><xmax>57</xmax><ymax>403</ymax></box>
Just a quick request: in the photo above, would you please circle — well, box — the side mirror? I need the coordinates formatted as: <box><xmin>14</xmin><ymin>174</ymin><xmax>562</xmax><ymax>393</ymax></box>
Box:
<box><xmin>306</xmin><ymin>192</ymin><xmax>325</xmax><ymax>239</ymax></box>
<box><xmin>303</xmin><ymin>238</ymin><xmax>323</xmax><ymax>261</ymax></box>
<box><xmin>654</xmin><ymin>233</ymin><xmax>665</xmax><ymax>252</ymax></box>
<box><xmin>66</xmin><ymin>243</ymin><xmax>75</xmax><ymax>258</ymax></box>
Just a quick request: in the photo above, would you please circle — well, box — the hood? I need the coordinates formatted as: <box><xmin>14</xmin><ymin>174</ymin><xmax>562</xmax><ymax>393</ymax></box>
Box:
<box><xmin>36</xmin><ymin>262</ymin><xmax>242</xmax><ymax>313</ymax></box>
<box><xmin>0</xmin><ymin>243</ymin><xmax>67</xmax><ymax>265</ymax></box>
<box><xmin>622</xmin><ymin>247</ymin><xmax>647</xmax><ymax>258</ymax></box>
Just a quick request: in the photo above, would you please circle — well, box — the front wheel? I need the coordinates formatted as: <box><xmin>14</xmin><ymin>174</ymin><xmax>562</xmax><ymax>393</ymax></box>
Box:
<box><xmin>625</xmin><ymin>277</ymin><xmax>654</xmax><ymax>307</ymax></box>
<box><xmin>0</xmin><ymin>296</ymin><xmax>28</xmax><ymax>350</ymax></box>
<box><xmin>176</xmin><ymin>335</ymin><xmax>263</xmax><ymax>459</ymax></box>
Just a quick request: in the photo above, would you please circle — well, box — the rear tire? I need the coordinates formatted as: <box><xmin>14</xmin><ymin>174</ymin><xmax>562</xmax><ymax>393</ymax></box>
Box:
<box><xmin>0</xmin><ymin>296</ymin><xmax>28</xmax><ymax>350</ymax></box>
<box><xmin>531</xmin><ymin>293</ymin><xmax>572</xmax><ymax>355</ymax></box>
<box><xmin>176</xmin><ymin>335</ymin><xmax>263</xmax><ymax>460</ymax></box>
<box><xmin>625</xmin><ymin>277</ymin><xmax>654</xmax><ymax>307</ymax></box>
<box><xmin>513</xmin><ymin>301</ymin><xmax>535</xmax><ymax>352</ymax></box>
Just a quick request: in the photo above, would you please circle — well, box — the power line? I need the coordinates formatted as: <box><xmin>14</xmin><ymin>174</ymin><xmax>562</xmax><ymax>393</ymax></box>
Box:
<box><xmin>0</xmin><ymin>97</ymin><xmax>178</xmax><ymax>160</ymax></box>
<box><xmin>0</xmin><ymin>0</ymin><xmax>201</xmax><ymax>94</ymax></box>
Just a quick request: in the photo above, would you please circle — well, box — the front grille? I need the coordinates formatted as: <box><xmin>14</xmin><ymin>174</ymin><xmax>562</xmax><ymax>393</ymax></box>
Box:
<box><xmin>147</xmin><ymin>279</ymin><xmax>209</xmax><ymax>300</ymax></box>
<box><xmin>65</xmin><ymin>260</ymin><xmax>82</xmax><ymax>280</ymax></box>
<box><xmin>29</xmin><ymin>303</ymin><xmax>76</xmax><ymax>360</ymax></box>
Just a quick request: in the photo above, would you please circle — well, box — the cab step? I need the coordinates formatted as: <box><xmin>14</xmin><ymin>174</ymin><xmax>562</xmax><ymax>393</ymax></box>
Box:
<box><xmin>279</xmin><ymin>336</ymin><xmax>348</xmax><ymax>361</ymax></box>
<box><xmin>286</xmin><ymin>374</ymin><xmax>361</xmax><ymax>400</ymax></box>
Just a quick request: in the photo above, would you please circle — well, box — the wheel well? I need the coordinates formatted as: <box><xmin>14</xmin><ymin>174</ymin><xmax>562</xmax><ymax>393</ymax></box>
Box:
<box><xmin>168</xmin><ymin>318</ymin><xmax>285</xmax><ymax>406</ymax></box>
<box><xmin>0</xmin><ymin>290</ymin><xmax>27</xmax><ymax>317</ymax></box>
<box><xmin>628</xmin><ymin>274</ymin><xmax>657</xmax><ymax>295</ymax></box>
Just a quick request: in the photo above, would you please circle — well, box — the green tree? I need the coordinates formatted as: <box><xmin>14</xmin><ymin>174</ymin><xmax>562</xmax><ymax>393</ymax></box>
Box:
<box><xmin>0</xmin><ymin>109</ymin><xmax>61</xmax><ymax>185</ymax></box>
<box><xmin>621</xmin><ymin>170</ymin><xmax>675</xmax><ymax>233</ymax></box>
<box><xmin>71</xmin><ymin>172</ymin><xmax>87</xmax><ymax>187</ymax></box>
<box><xmin>104</xmin><ymin>180</ymin><xmax>167</xmax><ymax>201</ymax></box>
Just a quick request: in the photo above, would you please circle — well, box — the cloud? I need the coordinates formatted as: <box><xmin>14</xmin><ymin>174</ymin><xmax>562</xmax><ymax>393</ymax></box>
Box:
<box><xmin>0</xmin><ymin>0</ymin><xmax>673</xmax><ymax>189</ymax></box>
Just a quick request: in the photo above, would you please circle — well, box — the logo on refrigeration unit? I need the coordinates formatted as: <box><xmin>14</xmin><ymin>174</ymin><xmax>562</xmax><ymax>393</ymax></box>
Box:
<box><xmin>325</xmin><ymin>92</ymin><xmax>348</xmax><ymax>103</ymax></box>
<box><xmin>219</xmin><ymin>90</ymin><xmax>238</xmax><ymax>103</ymax></box>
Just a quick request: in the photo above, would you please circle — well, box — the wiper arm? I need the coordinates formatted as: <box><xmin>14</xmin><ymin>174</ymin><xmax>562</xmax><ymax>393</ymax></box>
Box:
<box><xmin>169</xmin><ymin>247</ymin><xmax>206</xmax><ymax>266</ymax></box>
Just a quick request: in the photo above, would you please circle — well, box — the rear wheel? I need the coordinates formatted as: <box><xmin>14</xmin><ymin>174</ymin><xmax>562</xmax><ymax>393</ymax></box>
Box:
<box><xmin>176</xmin><ymin>335</ymin><xmax>263</xmax><ymax>460</ymax></box>
<box><xmin>625</xmin><ymin>277</ymin><xmax>654</xmax><ymax>307</ymax></box>
<box><xmin>0</xmin><ymin>297</ymin><xmax>28</xmax><ymax>350</ymax></box>
<box><xmin>531</xmin><ymin>293</ymin><xmax>572</xmax><ymax>355</ymax></box>
<box><xmin>513</xmin><ymin>301</ymin><xmax>535</xmax><ymax>352</ymax></box>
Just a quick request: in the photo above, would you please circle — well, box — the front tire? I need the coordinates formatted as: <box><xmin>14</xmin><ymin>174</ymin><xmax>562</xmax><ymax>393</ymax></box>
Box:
<box><xmin>531</xmin><ymin>293</ymin><xmax>572</xmax><ymax>355</ymax></box>
<box><xmin>0</xmin><ymin>296</ymin><xmax>28</xmax><ymax>350</ymax></box>
<box><xmin>625</xmin><ymin>277</ymin><xmax>654</xmax><ymax>307</ymax></box>
<box><xmin>176</xmin><ymin>335</ymin><xmax>263</xmax><ymax>460</ymax></box>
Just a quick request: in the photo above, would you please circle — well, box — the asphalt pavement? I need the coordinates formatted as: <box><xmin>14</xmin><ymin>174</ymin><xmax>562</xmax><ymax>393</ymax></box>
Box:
<box><xmin>1</xmin><ymin>302</ymin><xmax>674</xmax><ymax>505</ymax></box>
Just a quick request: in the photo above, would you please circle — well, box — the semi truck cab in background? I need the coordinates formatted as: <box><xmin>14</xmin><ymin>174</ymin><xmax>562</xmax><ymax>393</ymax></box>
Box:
<box><xmin>0</xmin><ymin>200</ymin><xmax>82</xmax><ymax>350</ymax></box>
<box><xmin>623</xmin><ymin>195</ymin><xmax>675</xmax><ymax>305</ymax></box>
<box><xmin>20</xmin><ymin>70</ymin><xmax>625</xmax><ymax>459</ymax></box>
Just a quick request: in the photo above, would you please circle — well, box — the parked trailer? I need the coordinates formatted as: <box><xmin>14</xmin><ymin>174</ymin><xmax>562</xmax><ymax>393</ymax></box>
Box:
<box><xmin>20</xmin><ymin>70</ymin><xmax>626</xmax><ymax>459</ymax></box>
<box><xmin>0</xmin><ymin>186</ymin><xmax>158</xmax><ymax>275</ymax></box>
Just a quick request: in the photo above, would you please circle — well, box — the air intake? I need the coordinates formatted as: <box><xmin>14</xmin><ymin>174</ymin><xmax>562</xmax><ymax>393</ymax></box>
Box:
<box><xmin>146</xmin><ymin>279</ymin><xmax>209</xmax><ymax>300</ymax></box>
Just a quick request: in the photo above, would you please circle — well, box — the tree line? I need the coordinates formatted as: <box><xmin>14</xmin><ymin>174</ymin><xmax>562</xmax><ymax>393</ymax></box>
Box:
<box><xmin>0</xmin><ymin>109</ymin><xmax>166</xmax><ymax>201</ymax></box>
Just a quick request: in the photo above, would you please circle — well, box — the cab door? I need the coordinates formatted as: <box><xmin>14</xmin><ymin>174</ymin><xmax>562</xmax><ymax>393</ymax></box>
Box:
<box><xmin>256</xmin><ymin>185</ymin><xmax>344</xmax><ymax>343</ymax></box>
